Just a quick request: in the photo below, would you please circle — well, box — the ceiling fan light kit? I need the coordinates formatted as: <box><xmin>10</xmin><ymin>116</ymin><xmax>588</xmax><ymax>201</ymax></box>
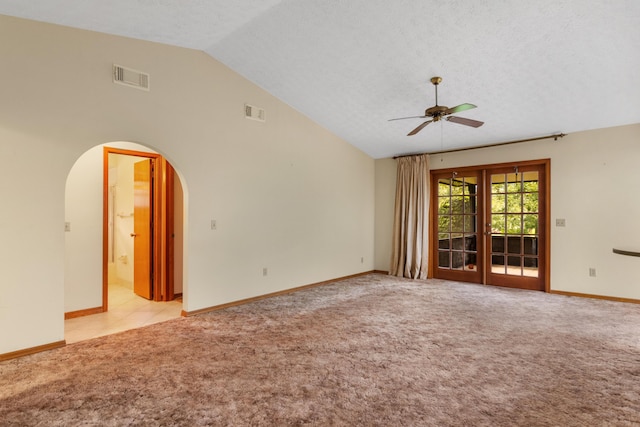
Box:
<box><xmin>390</xmin><ymin>76</ymin><xmax>484</xmax><ymax>136</ymax></box>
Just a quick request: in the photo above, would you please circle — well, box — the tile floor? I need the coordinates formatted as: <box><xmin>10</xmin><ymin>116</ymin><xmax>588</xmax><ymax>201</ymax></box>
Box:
<box><xmin>64</xmin><ymin>283</ymin><xmax>183</xmax><ymax>344</ymax></box>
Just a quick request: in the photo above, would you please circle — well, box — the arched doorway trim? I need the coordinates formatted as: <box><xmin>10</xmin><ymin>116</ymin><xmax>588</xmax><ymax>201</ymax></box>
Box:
<box><xmin>64</xmin><ymin>141</ymin><xmax>187</xmax><ymax>319</ymax></box>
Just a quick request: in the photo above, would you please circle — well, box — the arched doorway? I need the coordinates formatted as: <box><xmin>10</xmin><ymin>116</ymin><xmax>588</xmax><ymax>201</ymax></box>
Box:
<box><xmin>64</xmin><ymin>141</ymin><xmax>186</xmax><ymax>343</ymax></box>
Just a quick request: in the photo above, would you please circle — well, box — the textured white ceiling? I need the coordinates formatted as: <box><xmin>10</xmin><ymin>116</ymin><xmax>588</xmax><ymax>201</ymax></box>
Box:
<box><xmin>1</xmin><ymin>0</ymin><xmax>639</xmax><ymax>159</ymax></box>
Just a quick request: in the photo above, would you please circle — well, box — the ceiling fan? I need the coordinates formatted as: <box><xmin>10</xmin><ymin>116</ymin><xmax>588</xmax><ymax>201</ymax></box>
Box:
<box><xmin>389</xmin><ymin>76</ymin><xmax>484</xmax><ymax>136</ymax></box>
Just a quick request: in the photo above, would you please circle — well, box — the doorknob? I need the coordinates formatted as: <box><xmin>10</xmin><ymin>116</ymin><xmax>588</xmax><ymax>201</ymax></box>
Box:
<box><xmin>130</xmin><ymin>233</ymin><xmax>138</xmax><ymax>237</ymax></box>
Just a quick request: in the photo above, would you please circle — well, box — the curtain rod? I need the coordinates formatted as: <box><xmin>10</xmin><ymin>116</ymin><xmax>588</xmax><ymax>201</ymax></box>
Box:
<box><xmin>393</xmin><ymin>133</ymin><xmax>567</xmax><ymax>159</ymax></box>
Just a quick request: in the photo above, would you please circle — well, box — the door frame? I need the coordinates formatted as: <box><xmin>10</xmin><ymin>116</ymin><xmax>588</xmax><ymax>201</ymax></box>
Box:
<box><xmin>429</xmin><ymin>158</ymin><xmax>550</xmax><ymax>292</ymax></box>
<box><xmin>102</xmin><ymin>147</ymin><xmax>175</xmax><ymax>311</ymax></box>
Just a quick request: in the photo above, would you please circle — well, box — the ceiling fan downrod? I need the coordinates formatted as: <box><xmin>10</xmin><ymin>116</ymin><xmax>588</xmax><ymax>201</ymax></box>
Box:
<box><xmin>431</xmin><ymin>76</ymin><xmax>442</xmax><ymax>106</ymax></box>
<box><xmin>426</xmin><ymin>76</ymin><xmax>447</xmax><ymax>122</ymax></box>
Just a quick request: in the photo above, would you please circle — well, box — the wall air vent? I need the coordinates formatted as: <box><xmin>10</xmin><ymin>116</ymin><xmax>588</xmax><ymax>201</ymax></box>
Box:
<box><xmin>113</xmin><ymin>64</ymin><xmax>150</xmax><ymax>91</ymax></box>
<box><xmin>244</xmin><ymin>104</ymin><xmax>266</xmax><ymax>122</ymax></box>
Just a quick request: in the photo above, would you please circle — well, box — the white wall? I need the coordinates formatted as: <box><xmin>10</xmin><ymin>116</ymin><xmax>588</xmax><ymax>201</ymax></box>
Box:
<box><xmin>65</xmin><ymin>146</ymin><xmax>104</xmax><ymax>312</ymax></box>
<box><xmin>374</xmin><ymin>124</ymin><xmax>640</xmax><ymax>299</ymax></box>
<box><xmin>374</xmin><ymin>158</ymin><xmax>397</xmax><ymax>270</ymax></box>
<box><xmin>0</xmin><ymin>16</ymin><xmax>374</xmax><ymax>354</ymax></box>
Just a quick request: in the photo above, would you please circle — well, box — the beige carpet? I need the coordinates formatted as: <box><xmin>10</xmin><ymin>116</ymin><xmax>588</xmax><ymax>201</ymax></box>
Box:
<box><xmin>2</xmin><ymin>273</ymin><xmax>640</xmax><ymax>426</ymax></box>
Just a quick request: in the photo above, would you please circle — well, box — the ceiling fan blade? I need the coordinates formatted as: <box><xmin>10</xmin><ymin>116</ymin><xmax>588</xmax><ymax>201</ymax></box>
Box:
<box><xmin>446</xmin><ymin>116</ymin><xmax>484</xmax><ymax>128</ymax></box>
<box><xmin>407</xmin><ymin>120</ymin><xmax>433</xmax><ymax>136</ymax></box>
<box><xmin>444</xmin><ymin>103</ymin><xmax>477</xmax><ymax>115</ymax></box>
<box><xmin>388</xmin><ymin>115</ymin><xmax>427</xmax><ymax>121</ymax></box>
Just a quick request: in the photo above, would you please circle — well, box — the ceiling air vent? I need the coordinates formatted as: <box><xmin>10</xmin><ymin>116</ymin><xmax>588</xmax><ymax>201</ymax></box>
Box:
<box><xmin>113</xmin><ymin>64</ymin><xmax>150</xmax><ymax>91</ymax></box>
<box><xmin>244</xmin><ymin>104</ymin><xmax>266</xmax><ymax>122</ymax></box>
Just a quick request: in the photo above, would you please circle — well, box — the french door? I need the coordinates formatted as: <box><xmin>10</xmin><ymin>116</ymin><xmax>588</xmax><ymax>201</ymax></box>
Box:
<box><xmin>431</xmin><ymin>160</ymin><xmax>548</xmax><ymax>291</ymax></box>
<box><xmin>433</xmin><ymin>170</ymin><xmax>483</xmax><ymax>283</ymax></box>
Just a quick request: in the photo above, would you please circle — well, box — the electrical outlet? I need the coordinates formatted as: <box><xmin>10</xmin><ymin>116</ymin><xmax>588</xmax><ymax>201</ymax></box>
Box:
<box><xmin>211</xmin><ymin>219</ymin><xmax>217</xmax><ymax>230</ymax></box>
<box><xmin>556</xmin><ymin>218</ymin><xmax>566</xmax><ymax>227</ymax></box>
<box><xmin>589</xmin><ymin>268</ymin><xmax>596</xmax><ymax>277</ymax></box>
<box><xmin>263</xmin><ymin>267</ymin><xmax>268</xmax><ymax>277</ymax></box>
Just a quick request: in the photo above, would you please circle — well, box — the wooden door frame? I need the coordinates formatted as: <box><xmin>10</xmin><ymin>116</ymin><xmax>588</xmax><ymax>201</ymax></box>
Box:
<box><xmin>102</xmin><ymin>147</ymin><xmax>175</xmax><ymax>311</ymax></box>
<box><xmin>429</xmin><ymin>158</ymin><xmax>550</xmax><ymax>292</ymax></box>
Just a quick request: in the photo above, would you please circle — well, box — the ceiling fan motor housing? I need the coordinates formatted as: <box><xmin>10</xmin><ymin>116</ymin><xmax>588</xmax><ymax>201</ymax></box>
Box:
<box><xmin>425</xmin><ymin>105</ymin><xmax>448</xmax><ymax>120</ymax></box>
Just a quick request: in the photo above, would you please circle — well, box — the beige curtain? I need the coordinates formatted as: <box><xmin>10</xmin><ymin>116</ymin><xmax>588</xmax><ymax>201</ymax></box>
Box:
<box><xmin>390</xmin><ymin>154</ymin><xmax>429</xmax><ymax>279</ymax></box>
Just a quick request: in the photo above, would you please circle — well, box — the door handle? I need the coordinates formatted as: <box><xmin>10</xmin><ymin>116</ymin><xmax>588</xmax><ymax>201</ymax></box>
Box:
<box><xmin>130</xmin><ymin>233</ymin><xmax>138</xmax><ymax>237</ymax></box>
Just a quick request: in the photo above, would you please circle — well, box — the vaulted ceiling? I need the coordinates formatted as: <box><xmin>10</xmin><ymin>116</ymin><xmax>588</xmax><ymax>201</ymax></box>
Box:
<box><xmin>1</xmin><ymin>0</ymin><xmax>639</xmax><ymax>159</ymax></box>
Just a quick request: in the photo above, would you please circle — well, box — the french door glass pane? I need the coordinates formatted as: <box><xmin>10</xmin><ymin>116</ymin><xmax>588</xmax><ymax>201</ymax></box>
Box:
<box><xmin>507</xmin><ymin>237</ymin><xmax>522</xmax><ymax>254</ymax></box>
<box><xmin>438</xmin><ymin>198</ymin><xmax>451</xmax><ymax>215</ymax></box>
<box><xmin>507</xmin><ymin>194</ymin><xmax>521</xmax><ymax>211</ymax></box>
<box><xmin>451</xmin><ymin>215</ymin><xmax>464</xmax><ymax>233</ymax></box>
<box><xmin>439</xmin><ymin>251</ymin><xmax>450</xmax><ymax>268</ymax></box>
<box><xmin>524</xmin><ymin>257</ymin><xmax>539</xmax><ymax>277</ymax></box>
<box><xmin>524</xmin><ymin>238</ymin><xmax>538</xmax><ymax>255</ymax></box>
<box><xmin>491</xmin><ymin>215</ymin><xmax>505</xmax><ymax>234</ymax></box>
<box><xmin>452</xmin><ymin>252</ymin><xmax>464</xmax><ymax>269</ymax></box>
<box><xmin>506</xmin><ymin>215</ymin><xmax>522</xmax><ymax>234</ymax></box>
<box><xmin>438</xmin><ymin>179</ymin><xmax>451</xmax><ymax>196</ymax></box>
<box><xmin>490</xmin><ymin>171</ymin><xmax>539</xmax><ymax>277</ymax></box>
<box><xmin>437</xmin><ymin>175</ymin><xmax>478</xmax><ymax>272</ymax></box>
<box><xmin>451</xmin><ymin>196</ymin><xmax>464</xmax><ymax>214</ymax></box>
<box><xmin>464</xmin><ymin>216</ymin><xmax>475</xmax><ymax>232</ymax></box>
<box><xmin>438</xmin><ymin>233</ymin><xmax>450</xmax><ymax>249</ymax></box>
<box><xmin>523</xmin><ymin>192</ymin><xmax>538</xmax><ymax>213</ymax></box>
<box><xmin>508</xmin><ymin>256</ymin><xmax>522</xmax><ymax>275</ymax></box>
<box><xmin>523</xmin><ymin>214</ymin><xmax>538</xmax><ymax>235</ymax></box>
<box><xmin>506</xmin><ymin>174</ymin><xmax>521</xmax><ymax>192</ymax></box>
<box><xmin>492</xmin><ymin>255</ymin><xmax>506</xmax><ymax>274</ymax></box>
<box><xmin>492</xmin><ymin>194</ymin><xmax>506</xmax><ymax>213</ymax></box>
<box><xmin>438</xmin><ymin>216</ymin><xmax>450</xmax><ymax>233</ymax></box>
<box><xmin>491</xmin><ymin>175</ymin><xmax>506</xmax><ymax>193</ymax></box>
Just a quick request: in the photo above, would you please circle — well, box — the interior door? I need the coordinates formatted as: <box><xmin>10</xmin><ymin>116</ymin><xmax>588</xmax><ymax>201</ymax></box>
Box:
<box><xmin>133</xmin><ymin>159</ymin><xmax>153</xmax><ymax>299</ymax></box>
<box><xmin>485</xmin><ymin>164</ymin><xmax>546</xmax><ymax>291</ymax></box>
<box><xmin>432</xmin><ymin>170</ymin><xmax>483</xmax><ymax>283</ymax></box>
